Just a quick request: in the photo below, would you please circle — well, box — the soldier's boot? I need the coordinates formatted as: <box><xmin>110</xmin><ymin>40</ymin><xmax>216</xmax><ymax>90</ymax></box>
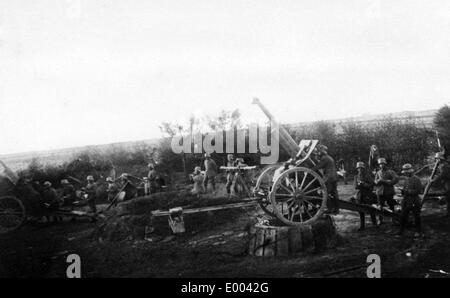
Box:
<box><xmin>370</xmin><ymin>214</ymin><xmax>379</xmax><ymax>227</ymax></box>
<box><xmin>358</xmin><ymin>213</ymin><xmax>365</xmax><ymax>231</ymax></box>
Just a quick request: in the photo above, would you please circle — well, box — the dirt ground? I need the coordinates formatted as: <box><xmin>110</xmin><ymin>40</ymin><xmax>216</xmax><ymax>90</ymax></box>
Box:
<box><xmin>1</xmin><ymin>182</ymin><xmax>450</xmax><ymax>278</ymax></box>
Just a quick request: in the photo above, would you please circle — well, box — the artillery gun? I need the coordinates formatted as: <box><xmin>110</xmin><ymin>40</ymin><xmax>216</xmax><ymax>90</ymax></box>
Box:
<box><xmin>153</xmin><ymin>98</ymin><xmax>399</xmax><ymax>230</ymax></box>
<box><xmin>251</xmin><ymin>98</ymin><xmax>398</xmax><ymax>226</ymax></box>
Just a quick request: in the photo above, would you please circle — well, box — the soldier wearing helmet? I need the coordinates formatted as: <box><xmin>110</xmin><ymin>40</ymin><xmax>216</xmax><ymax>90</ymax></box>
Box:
<box><xmin>225</xmin><ymin>154</ymin><xmax>237</xmax><ymax>197</ymax></box>
<box><xmin>374</xmin><ymin>157</ymin><xmax>398</xmax><ymax>223</ymax></box>
<box><xmin>147</xmin><ymin>163</ymin><xmax>158</xmax><ymax>194</ymax></box>
<box><xmin>432</xmin><ymin>152</ymin><xmax>450</xmax><ymax>217</ymax></box>
<box><xmin>399</xmin><ymin>163</ymin><xmax>423</xmax><ymax>235</ymax></box>
<box><xmin>191</xmin><ymin>166</ymin><xmax>205</xmax><ymax>197</ymax></box>
<box><xmin>106</xmin><ymin>177</ymin><xmax>119</xmax><ymax>202</ymax></box>
<box><xmin>203</xmin><ymin>153</ymin><xmax>218</xmax><ymax>194</ymax></box>
<box><xmin>85</xmin><ymin>175</ymin><xmax>98</xmax><ymax>215</ymax></box>
<box><xmin>354</xmin><ymin>161</ymin><xmax>377</xmax><ymax>230</ymax></box>
<box><xmin>42</xmin><ymin>181</ymin><xmax>62</xmax><ymax>223</ymax></box>
<box><xmin>60</xmin><ymin>179</ymin><xmax>76</xmax><ymax>206</ymax></box>
<box><xmin>312</xmin><ymin>144</ymin><xmax>340</xmax><ymax>214</ymax></box>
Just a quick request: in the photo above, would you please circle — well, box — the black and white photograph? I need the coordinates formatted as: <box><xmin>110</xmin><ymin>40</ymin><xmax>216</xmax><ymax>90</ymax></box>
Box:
<box><xmin>1</xmin><ymin>0</ymin><xmax>450</xmax><ymax>285</ymax></box>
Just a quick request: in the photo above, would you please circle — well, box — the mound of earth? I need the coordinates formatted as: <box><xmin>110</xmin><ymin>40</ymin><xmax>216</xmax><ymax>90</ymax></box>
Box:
<box><xmin>95</xmin><ymin>189</ymin><xmax>254</xmax><ymax>242</ymax></box>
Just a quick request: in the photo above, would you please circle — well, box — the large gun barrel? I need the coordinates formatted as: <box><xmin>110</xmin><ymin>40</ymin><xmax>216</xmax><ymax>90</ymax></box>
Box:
<box><xmin>252</xmin><ymin>98</ymin><xmax>300</xmax><ymax>158</ymax></box>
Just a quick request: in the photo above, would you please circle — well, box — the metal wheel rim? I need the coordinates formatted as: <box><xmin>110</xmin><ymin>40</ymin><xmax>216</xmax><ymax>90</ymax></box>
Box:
<box><xmin>270</xmin><ymin>167</ymin><xmax>327</xmax><ymax>226</ymax></box>
<box><xmin>254</xmin><ymin>164</ymin><xmax>283</xmax><ymax>217</ymax></box>
<box><xmin>0</xmin><ymin>196</ymin><xmax>26</xmax><ymax>234</ymax></box>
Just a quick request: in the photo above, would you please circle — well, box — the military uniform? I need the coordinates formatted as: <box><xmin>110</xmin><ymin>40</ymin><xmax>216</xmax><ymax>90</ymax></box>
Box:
<box><xmin>61</xmin><ymin>184</ymin><xmax>76</xmax><ymax>206</ymax></box>
<box><xmin>225</xmin><ymin>159</ymin><xmax>237</xmax><ymax>195</ymax></box>
<box><xmin>107</xmin><ymin>182</ymin><xmax>119</xmax><ymax>202</ymax></box>
<box><xmin>85</xmin><ymin>182</ymin><xmax>98</xmax><ymax>213</ymax></box>
<box><xmin>203</xmin><ymin>158</ymin><xmax>218</xmax><ymax>193</ymax></box>
<box><xmin>355</xmin><ymin>168</ymin><xmax>377</xmax><ymax>229</ymax></box>
<box><xmin>191</xmin><ymin>172</ymin><xmax>205</xmax><ymax>195</ymax></box>
<box><xmin>374</xmin><ymin>168</ymin><xmax>399</xmax><ymax>211</ymax></box>
<box><xmin>400</xmin><ymin>175</ymin><xmax>423</xmax><ymax>233</ymax></box>
<box><xmin>42</xmin><ymin>187</ymin><xmax>59</xmax><ymax>210</ymax></box>
<box><xmin>42</xmin><ymin>185</ymin><xmax>62</xmax><ymax>222</ymax></box>
<box><xmin>433</xmin><ymin>161</ymin><xmax>450</xmax><ymax>216</ymax></box>
<box><xmin>147</xmin><ymin>169</ymin><xmax>158</xmax><ymax>194</ymax></box>
<box><xmin>313</xmin><ymin>153</ymin><xmax>339</xmax><ymax>212</ymax></box>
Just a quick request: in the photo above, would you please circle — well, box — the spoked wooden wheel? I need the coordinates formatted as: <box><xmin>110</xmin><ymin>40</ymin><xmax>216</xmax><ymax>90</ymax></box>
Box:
<box><xmin>254</xmin><ymin>164</ymin><xmax>283</xmax><ymax>217</ymax></box>
<box><xmin>0</xmin><ymin>196</ymin><xmax>26</xmax><ymax>234</ymax></box>
<box><xmin>270</xmin><ymin>167</ymin><xmax>327</xmax><ymax>226</ymax></box>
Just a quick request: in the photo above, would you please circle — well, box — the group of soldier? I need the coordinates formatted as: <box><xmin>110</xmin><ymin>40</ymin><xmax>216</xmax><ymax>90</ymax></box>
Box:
<box><xmin>188</xmin><ymin>144</ymin><xmax>450</xmax><ymax>236</ymax></box>
<box><xmin>353</xmin><ymin>152</ymin><xmax>450</xmax><ymax>235</ymax></box>
<box><xmin>190</xmin><ymin>153</ymin><xmax>249</xmax><ymax>198</ymax></box>
<box><xmin>18</xmin><ymin>162</ymin><xmax>166</xmax><ymax>223</ymax></box>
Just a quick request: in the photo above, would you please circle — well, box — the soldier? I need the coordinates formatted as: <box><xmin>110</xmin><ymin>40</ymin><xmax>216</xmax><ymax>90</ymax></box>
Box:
<box><xmin>225</xmin><ymin>154</ymin><xmax>237</xmax><ymax>198</ymax></box>
<box><xmin>374</xmin><ymin>157</ymin><xmax>398</xmax><ymax>223</ymax></box>
<box><xmin>191</xmin><ymin>166</ymin><xmax>205</xmax><ymax>198</ymax></box>
<box><xmin>431</xmin><ymin>152</ymin><xmax>450</xmax><ymax>217</ymax></box>
<box><xmin>119</xmin><ymin>173</ymin><xmax>138</xmax><ymax>201</ymax></box>
<box><xmin>60</xmin><ymin>179</ymin><xmax>76</xmax><ymax>206</ymax></box>
<box><xmin>312</xmin><ymin>145</ymin><xmax>340</xmax><ymax>214</ymax></box>
<box><xmin>85</xmin><ymin>175</ymin><xmax>98</xmax><ymax>214</ymax></box>
<box><xmin>106</xmin><ymin>177</ymin><xmax>119</xmax><ymax>203</ymax></box>
<box><xmin>399</xmin><ymin>163</ymin><xmax>423</xmax><ymax>235</ymax></box>
<box><xmin>354</xmin><ymin>162</ymin><xmax>377</xmax><ymax>231</ymax></box>
<box><xmin>42</xmin><ymin>181</ymin><xmax>62</xmax><ymax>223</ymax></box>
<box><xmin>203</xmin><ymin>153</ymin><xmax>218</xmax><ymax>194</ymax></box>
<box><xmin>147</xmin><ymin>163</ymin><xmax>157</xmax><ymax>194</ymax></box>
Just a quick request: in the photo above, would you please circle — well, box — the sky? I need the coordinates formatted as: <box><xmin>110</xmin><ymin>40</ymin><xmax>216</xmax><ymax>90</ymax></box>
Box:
<box><xmin>1</xmin><ymin>0</ymin><xmax>450</xmax><ymax>155</ymax></box>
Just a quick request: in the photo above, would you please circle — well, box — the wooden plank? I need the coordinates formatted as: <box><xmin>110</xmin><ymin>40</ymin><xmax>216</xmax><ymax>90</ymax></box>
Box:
<box><xmin>263</xmin><ymin>228</ymin><xmax>276</xmax><ymax>257</ymax></box>
<box><xmin>288</xmin><ymin>226</ymin><xmax>303</xmax><ymax>253</ymax></box>
<box><xmin>254</xmin><ymin>227</ymin><xmax>266</xmax><ymax>257</ymax></box>
<box><xmin>248</xmin><ymin>226</ymin><xmax>257</xmax><ymax>255</ymax></box>
<box><xmin>276</xmin><ymin>227</ymin><xmax>289</xmax><ymax>256</ymax></box>
<box><xmin>152</xmin><ymin>200</ymin><xmax>259</xmax><ymax>217</ymax></box>
<box><xmin>300</xmin><ymin>225</ymin><xmax>314</xmax><ymax>253</ymax></box>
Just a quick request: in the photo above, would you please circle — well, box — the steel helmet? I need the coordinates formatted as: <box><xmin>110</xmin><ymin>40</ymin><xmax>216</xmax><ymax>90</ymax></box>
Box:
<box><xmin>106</xmin><ymin>177</ymin><xmax>113</xmax><ymax>182</ymax></box>
<box><xmin>43</xmin><ymin>181</ymin><xmax>52</xmax><ymax>188</ymax></box>
<box><xmin>194</xmin><ymin>166</ymin><xmax>201</xmax><ymax>173</ymax></box>
<box><xmin>204</xmin><ymin>152</ymin><xmax>211</xmax><ymax>158</ymax></box>
<box><xmin>377</xmin><ymin>158</ymin><xmax>387</xmax><ymax>165</ymax></box>
<box><xmin>86</xmin><ymin>175</ymin><xmax>94</xmax><ymax>181</ymax></box>
<box><xmin>435</xmin><ymin>152</ymin><xmax>446</xmax><ymax>161</ymax></box>
<box><xmin>60</xmin><ymin>179</ymin><xmax>69</xmax><ymax>185</ymax></box>
<box><xmin>317</xmin><ymin>144</ymin><xmax>328</xmax><ymax>153</ymax></box>
<box><xmin>401</xmin><ymin>163</ymin><xmax>414</xmax><ymax>173</ymax></box>
<box><xmin>356</xmin><ymin>161</ymin><xmax>365</xmax><ymax>169</ymax></box>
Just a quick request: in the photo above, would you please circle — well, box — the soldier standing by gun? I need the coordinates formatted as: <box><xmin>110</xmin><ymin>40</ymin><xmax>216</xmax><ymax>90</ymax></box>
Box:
<box><xmin>42</xmin><ymin>181</ymin><xmax>62</xmax><ymax>223</ymax></box>
<box><xmin>203</xmin><ymin>153</ymin><xmax>218</xmax><ymax>194</ymax></box>
<box><xmin>398</xmin><ymin>163</ymin><xmax>423</xmax><ymax>235</ymax></box>
<box><xmin>147</xmin><ymin>163</ymin><xmax>157</xmax><ymax>194</ymax></box>
<box><xmin>354</xmin><ymin>162</ymin><xmax>378</xmax><ymax>231</ymax></box>
<box><xmin>60</xmin><ymin>179</ymin><xmax>76</xmax><ymax>206</ymax></box>
<box><xmin>85</xmin><ymin>175</ymin><xmax>98</xmax><ymax>217</ymax></box>
<box><xmin>225</xmin><ymin>154</ymin><xmax>237</xmax><ymax>198</ymax></box>
<box><xmin>374</xmin><ymin>158</ymin><xmax>399</xmax><ymax>224</ymax></box>
<box><xmin>106</xmin><ymin>177</ymin><xmax>119</xmax><ymax>203</ymax></box>
<box><xmin>431</xmin><ymin>153</ymin><xmax>450</xmax><ymax>217</ymax></box>
<box><xmin>190</xmin><ymin>166</ymin><xmax>205</xmax><ymax>198</ymax></box>
<box><xmin>312</xmin><ymin>145</ymin><xmax>340</xmax><ymax>214</ymax></box>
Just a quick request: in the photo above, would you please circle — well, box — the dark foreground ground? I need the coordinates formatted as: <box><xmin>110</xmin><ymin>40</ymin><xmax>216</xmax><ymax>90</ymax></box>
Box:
<box><xmin>1</xmin><ymin>183</ymin><xmax>450</xmax><ymax>278</ymax></box>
